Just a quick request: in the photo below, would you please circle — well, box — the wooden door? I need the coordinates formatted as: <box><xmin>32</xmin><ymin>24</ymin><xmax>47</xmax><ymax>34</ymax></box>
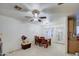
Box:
<box><xmin>67</xmin><ymin>16</ymin><xmax>76</xmax><ymax>54</ymax></box>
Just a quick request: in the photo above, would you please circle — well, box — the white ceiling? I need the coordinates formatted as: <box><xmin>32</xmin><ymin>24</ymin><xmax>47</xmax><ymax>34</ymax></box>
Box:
<box><xmin>0</xmin><ymin>3</ymin><xmax>79</xmax><ymax>22</ymax></box>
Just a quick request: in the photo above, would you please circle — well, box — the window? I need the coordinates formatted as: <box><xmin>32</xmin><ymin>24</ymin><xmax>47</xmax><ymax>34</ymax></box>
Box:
<box><xmin>76</xmin><ymin>26</ymin><xmax>79</xmax><ymax>35</ymax></box>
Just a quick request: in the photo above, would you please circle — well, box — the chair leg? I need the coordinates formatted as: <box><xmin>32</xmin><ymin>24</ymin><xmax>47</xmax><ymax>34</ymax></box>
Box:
<box><xmin>39</xmin><ymin>43</ymin><xmax>42</xmax><ymax>47</ymax></box>
<box><xmin>43</xmin><ymin>44</ymin><xmax>48</xmax><ymax>48</ymax></box>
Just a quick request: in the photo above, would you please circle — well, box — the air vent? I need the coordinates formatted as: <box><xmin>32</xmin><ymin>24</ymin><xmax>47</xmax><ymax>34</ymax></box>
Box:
<box><xmin>14</xmin><ymin>5</ymin><xmax>22</xmax><ymax>10</ymax></box>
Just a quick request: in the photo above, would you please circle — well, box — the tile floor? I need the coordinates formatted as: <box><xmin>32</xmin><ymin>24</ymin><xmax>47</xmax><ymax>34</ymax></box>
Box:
<box><xmin>6</xmin><ymin>42</ymin><xmax>73</xmax><ymax>56</ymax></box>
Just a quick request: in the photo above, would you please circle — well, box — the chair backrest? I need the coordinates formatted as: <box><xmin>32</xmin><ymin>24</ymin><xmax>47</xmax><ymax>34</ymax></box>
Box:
<box><xmin>40</xmin><ymin>37</ymin><xmax>45</xmax><ymax>40</ymax></box>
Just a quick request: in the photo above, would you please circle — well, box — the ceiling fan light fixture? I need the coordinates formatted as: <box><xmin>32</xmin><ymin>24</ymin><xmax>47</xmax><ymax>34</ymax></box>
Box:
<box><xmin>34</xmin><ymin>13</ymin><xmax>38</xmax><ymax>18</ymax></box>
<box><xmin>32</xmin><ymin>9</ymin><xmax>40</xmax><ymax>15</ymax></box>
<box><xmin>34</xmin><ymin>18</ymin><xmax>38</xmax><ymax>21</ymax></box>
<box><xmin>32</xmin><ymin>9</ymin><xmax>40</xmax><ymax>21</ymax></box>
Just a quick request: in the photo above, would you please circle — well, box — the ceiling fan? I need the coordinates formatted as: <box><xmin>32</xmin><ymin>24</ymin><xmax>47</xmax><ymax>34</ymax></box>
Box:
<box><xmin>14</xmin><ymin>5</ymin><xmax>47</xmax><ymax>22</ymax></box>
<box><xmin>25</xmin><ymin>9</ymin><xmax>47</xmax><ymax>22</ymax></box>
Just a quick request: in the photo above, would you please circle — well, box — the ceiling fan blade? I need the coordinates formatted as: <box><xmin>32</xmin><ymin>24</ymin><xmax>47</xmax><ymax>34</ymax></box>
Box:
<box><xmin>38</xmin><ymin>19</ymin><xmax>42</xmax><ymax>22</ymax></box>
<box><xmin>39</xmin><ymin>16</ymin><xmax>47</xmax><ymax>19</ymax></box>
